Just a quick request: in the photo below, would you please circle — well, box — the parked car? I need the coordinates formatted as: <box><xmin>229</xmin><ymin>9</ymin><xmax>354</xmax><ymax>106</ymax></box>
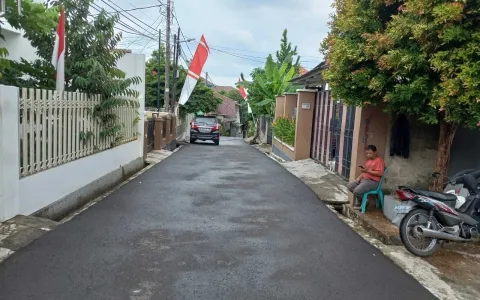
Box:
<box><xmin>190</xmin><ymin>115</ymin><xmax>220</xmax><ymax>145</ymax></box>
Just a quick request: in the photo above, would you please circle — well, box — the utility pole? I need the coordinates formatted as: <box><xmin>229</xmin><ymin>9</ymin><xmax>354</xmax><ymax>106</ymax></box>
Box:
<box><xmin>164</xmin><ymin>0</ymin><xmax>172</xmax><ymax>112</ymax></box>
<box><xmin>171</xmin><ymin>27</ymin><xmax>181</xmax><ymax>114</ymax></box>
<box><xmin>156</xmin><ymin>28</ymin><xmax>161</xmax><ymax>112</ymax></box>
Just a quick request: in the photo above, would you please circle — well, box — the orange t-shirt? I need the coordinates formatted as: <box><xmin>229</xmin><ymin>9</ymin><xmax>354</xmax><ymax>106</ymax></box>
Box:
<box><xmin>362</xmin><ymin>157</ymin><xmax>385</xmax><ymax>182</ymax></box>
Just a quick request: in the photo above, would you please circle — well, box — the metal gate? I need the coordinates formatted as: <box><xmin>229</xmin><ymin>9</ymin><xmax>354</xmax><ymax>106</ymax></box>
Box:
<box><xmin>311</xmin><ymin>90</ymin><xmax>355</xmax><ymax>180</ymax></box>
<box><xmin>341</xmin><ymin>106</ymin><xmax>356</xmax><ymax>180</ymax></box>
<box><xmin>310</xmin><ymin>90</ymin><xmax>332</xmax><ymax>163</ymax></box>
<box><xmin>330</xmin><ymin>101</ymin><xmax>343</xmax><ymax>173</ymax></box>
<box><xmin>146</xmin><ymin>119</ymin><xmax>155</xmax><ymax>152</ymax></box>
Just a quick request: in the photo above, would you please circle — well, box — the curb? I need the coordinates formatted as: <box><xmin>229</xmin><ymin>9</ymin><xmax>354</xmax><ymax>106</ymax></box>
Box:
<box><xmin>341</xmin><ymin>205</ymin><xmax>402</xmax><ymax>246</ymax></box>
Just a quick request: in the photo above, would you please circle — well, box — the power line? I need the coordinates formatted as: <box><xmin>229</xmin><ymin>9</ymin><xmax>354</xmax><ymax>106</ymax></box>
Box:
<box><xmin>90</xmin><ymin>3</ymin><xmax>157</xmax><ymax>41</ymax></box>
<box><xmin>90</xmin><ymin>2</ymin><xmax>168</xmax><ymax>46</ymax></box>
<box><xmin>171</xmin><ymin>8</ymin><xmax>193</xmax><ymax>59</ymax></box>
<box><xmin>102</xmin><ymin>0</ymin><xmax>158</xmax><ymax>36</ymax></box>
<box><xmin>94</xmin><ymin>4</ymin><xmax>163</xmax><ymax>15</ymax></box>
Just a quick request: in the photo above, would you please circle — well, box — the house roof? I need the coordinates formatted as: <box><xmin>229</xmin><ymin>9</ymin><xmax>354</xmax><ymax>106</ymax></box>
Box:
<box><xmin>298</xmin><ymin>67</ymin><xmax>309</xmax><ymax>76</ymax></box>
<box><xmin>213</xmin><ymin>92</ymin><xmax>240</xmax><ymax>107</ymax></box>
<box><xmin>290</xmin><ymin>62</ymin><xmax>327</xmax><ymax>87</ymax></box>
<box><xmin>212</xmin><ymin>86</ymin><xmax>236</xmax><ymax>94</ymax></box>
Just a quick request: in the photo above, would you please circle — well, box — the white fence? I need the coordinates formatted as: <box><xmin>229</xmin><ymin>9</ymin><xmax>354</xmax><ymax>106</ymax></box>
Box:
<box><xmin>19</xmin><ymin>88</ymin><xmax>139</xmax><ymax>177</ymax></box>
<box><xmin>0</xmin><ymin>85</ymin><xmax>145</xmax><ymax>222</ymax></box>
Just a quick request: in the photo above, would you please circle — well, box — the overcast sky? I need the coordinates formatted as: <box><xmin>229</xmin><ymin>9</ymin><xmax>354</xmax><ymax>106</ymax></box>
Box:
<box><xmin>96</xmin><ymin>0</ymin><xmax>334</xmax><ymax>87</ymax></box>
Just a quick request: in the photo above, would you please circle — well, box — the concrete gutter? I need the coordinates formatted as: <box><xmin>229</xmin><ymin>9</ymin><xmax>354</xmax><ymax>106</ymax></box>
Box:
<box><xmin>277</xmin><ymin>158</ymin><xmax>349</xmax><ymax>205</ymax></box>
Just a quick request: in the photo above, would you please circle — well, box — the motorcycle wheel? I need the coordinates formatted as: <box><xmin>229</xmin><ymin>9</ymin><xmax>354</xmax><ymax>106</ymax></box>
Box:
<box><xmin>399</xmin><ymin>208</ymin><xmax>441</xmax><ymax>257</ymax></box>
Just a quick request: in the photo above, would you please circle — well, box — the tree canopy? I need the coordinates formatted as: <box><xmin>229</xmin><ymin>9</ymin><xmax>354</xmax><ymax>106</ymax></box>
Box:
<box><xmin>144</xmin><ymin>48</ymin><xmax>222</xmax><ymax>116</ymax></box>
<box><xmin>239</xmin><ymin>29</ymin><xmax>301</xmax><ymax>117</ymax></box>
<box><xmin>322</xmin><ymin>0</ymin><xmax>480</xmax><ymax>190</ymax></box>
<box><xmin>2</xmin><ymin>0</ymin><xmax>141</xmax><ymax>141</ymax></box>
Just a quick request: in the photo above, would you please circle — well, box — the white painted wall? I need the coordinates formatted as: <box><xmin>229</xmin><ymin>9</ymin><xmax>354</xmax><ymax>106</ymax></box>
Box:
<box><xmin>19</xmin><ymin>141</ymin><xmax>140</xmax><ymax>217</ymax></box>
<box><xmin>0</xmin><ymin>18</ymin><xmax>38</xmax><ymax>62</ymax></box>
<box><xmin>0</xmin><ymin>85</ymin><xmax>21</xmax><ymax>221</ymax></box>
<box><xmin>116</xmin><ymin>52</ymin><xmax>146</xmax><ymax>158</ymax></box>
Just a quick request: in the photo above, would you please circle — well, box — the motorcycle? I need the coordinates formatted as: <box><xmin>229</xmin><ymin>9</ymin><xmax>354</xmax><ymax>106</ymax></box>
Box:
<box><xmin>392</xmin><ymin>169</ymin><xmax>480</xmax><ymax>257</ymax></box>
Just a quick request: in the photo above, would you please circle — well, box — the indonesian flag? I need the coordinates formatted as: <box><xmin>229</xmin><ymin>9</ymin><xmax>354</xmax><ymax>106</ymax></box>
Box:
<box><xmin>237</xmin><ymin>79</ymin><xmax>248</xmax><ymax>100</ymax></box>
<box><xmin>179</xmin><ymin>35</ymin><xmax>209</xmax><ymax>105</ymax></box>
<box><xmin>237</xmin><ymin>79</ymin><xmax>252</xmax><ymax>113</ymax></box>
<box><xmin>51</xmin><ymin>7</ymin><xmax>65</xmax><ymax>92</ymax></box>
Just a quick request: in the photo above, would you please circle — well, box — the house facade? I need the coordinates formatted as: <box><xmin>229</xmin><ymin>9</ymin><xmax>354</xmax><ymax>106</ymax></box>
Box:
<box><xmin>274</xmin><ymin>62</ymin><xmax>480</xmax><ymax>204</ymax></box>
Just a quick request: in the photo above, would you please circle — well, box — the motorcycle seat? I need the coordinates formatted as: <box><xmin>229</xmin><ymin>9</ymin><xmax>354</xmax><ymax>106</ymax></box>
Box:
<box><xmin>417</xmin><ymin>190</ymin><xmax>457</xmax><ymax>202</ymax></box>
<box><xmin>458</xmin><ymin>213</ymin><xmax>478</xmax><ymax>226</ymax></box>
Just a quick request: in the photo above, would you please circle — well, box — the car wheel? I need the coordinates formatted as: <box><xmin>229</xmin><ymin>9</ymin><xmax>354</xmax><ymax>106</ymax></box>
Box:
<box><xmin>214</xmin><ymin>140</ymin><xmax>219</xmax><ymax>146</ymax></box>
<box><xmin>190</xmin><ymin>138</ymin><xmax>196</xmax><ymax>144</ymax></box>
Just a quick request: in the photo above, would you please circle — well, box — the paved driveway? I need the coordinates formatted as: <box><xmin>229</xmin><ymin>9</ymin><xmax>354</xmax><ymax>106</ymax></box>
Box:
<box><xmin>0</xmin><ymin>138</ymin><xmax>435</xmax><ymax>300</ymax></box>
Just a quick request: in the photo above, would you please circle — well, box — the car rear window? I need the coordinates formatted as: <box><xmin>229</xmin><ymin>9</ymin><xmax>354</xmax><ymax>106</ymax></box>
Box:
<box><xmin>195</xmin><ymin>117</ymin><xmax>217</xmax><ymax>125</ymax></box>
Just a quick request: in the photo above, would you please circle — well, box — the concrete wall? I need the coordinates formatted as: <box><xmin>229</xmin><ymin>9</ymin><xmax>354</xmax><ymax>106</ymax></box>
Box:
<box><xmin>115</xmin><ymin>52</ymin><xmax>146</xmax><ymax>159</ymax></box>
<box><xmin>0</xmin><ymin>21</ymin><xmax>38</xmax><ymax>62</ymax></box>
<box><xmin>272</xmin><ymin>138</ymin><xmax>295</xmax><ymax>161</ymax></box>
<box><xmin>284</xmin><ymin>93</ymin><xmax>297</xmax><ymax>119</ymax></box>
<box><xmin>448</xmin><ymin>127</ymin><xmax>480</xmax><ymax>176</ymax></box>
<box><xmin>294</xmin><ymin>90</ymin><xmax>316</xmax><ymax>160</ymax></box>
<box><xmin>349</xmin><ymin>106</ymin><xmax>389</xmax><ymax>182</ymax></box>
<box><xmin>275</xmin><ymin>96</ymin><xmax>285</xmax><ymax>119</ymax></box>
<box><xmin>383</xmin><ymin>116</ymin><xmax>438</xmax><ymax>191</ymax></box>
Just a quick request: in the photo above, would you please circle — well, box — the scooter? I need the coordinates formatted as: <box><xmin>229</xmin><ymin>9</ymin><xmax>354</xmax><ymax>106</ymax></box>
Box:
<box><xmin>392</xmin><ymin>169</ymin><xmax>480</xmax><ymax>257</ymax></box>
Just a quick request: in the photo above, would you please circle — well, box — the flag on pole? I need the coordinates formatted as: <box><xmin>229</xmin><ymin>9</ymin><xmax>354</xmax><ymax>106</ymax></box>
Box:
<box><xmin>238</xmin><ymin>81</ymin><xmax>248</xmax><ymax>100</ymax></box>
<box><xmin>237</xmin><ymin>80</ymin><xmax>252</xmax><ymax>113</ymax></box>
<box><xmin>51</xmin><ymin>7</ymin><xmax>65</xmax><ymax>92</ymax></box>
<box><xmin>178</xmin><ymin>35</ymin><xmax>210</xmax><ymax>105</ymax></box>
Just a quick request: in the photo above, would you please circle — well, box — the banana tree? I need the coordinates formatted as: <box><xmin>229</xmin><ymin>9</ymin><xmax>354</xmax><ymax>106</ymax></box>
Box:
<box><xmin>254</xmin><ymin>54</ymin><xmax>296</xmax><ymax>115</ymax></box>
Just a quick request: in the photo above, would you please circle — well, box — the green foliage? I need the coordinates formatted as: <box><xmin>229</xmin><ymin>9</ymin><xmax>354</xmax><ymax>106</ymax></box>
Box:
<box><xmin>272</xmin><ymin>116</ymin><xmax>295</xmax><ymax>146</ymax></box>
<box><xmin>323</xmin><ymin>0</ymin><xmax>480</xmax><ymax>188</ymax></box>
<box><xmin>0</xmin><ymin>0</ymin><xmax>58</xmax><ymax>79</ymax></box>
<box><xmin>219</xmin><ymin>123</ymin><xmax>230</xmax><ymax>136</ymax></box>
<box><xmin>144</xmin><ymin>48</ymin><xmax>222</xmax><ymax>115</ymax></box>
<box><xmin>239</xmin><ymin>29</ymin><xmax>301</xmax><ymax>117</ymax></box>
<box><xmin>180</xmin><ymin>79</ymin><xmax>222</xmax><ymax>116</ymax></box>
<box><xmin>248</xmin><ymin>120</ymin><xmax>256</xmax><ymax>137</ymax></box>
<box><xmin>322</xmin><ymin>0</ymin><xmax>480</xmax><ymax>129</ymax></box>
<box><xmin>276</xmin><ymin>29</ymin><xmax>301</xmax><ymax>73</ymax></box>
<box><xmin>2</xmin><ymin>0</ymin><xmax>141</xmax><ymax>144</ymax></box>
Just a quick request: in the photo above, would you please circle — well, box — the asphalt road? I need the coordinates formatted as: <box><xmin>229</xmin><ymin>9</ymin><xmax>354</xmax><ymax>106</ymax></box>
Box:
<box><xmin>0</xmin><ymin>138</ymin><xmax>435</xmax><ymax>300</ymax></box>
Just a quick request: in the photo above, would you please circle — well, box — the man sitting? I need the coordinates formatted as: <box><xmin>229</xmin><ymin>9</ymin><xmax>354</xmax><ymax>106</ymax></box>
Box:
<box><xmin>347</xmin><ymin>145</ymin><xmax>385</xmax><ymax>209</ymax></box>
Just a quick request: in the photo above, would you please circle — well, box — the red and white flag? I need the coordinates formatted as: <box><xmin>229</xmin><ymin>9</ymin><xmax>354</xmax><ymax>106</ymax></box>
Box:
<box><xmin>179</xmin><ymin>35</ymin><xmax>209</xmax><ymax>105</ymax></box>
<box><xmin>237</xmin><ymin>79</ymin><xmax>252</xmax><ymax>113</ymax></box>
<box><xmin>237</xmin><ymin>79</ymin><xmax>248</xmax><ymax>100</ymax></box>
<box><xmin>51</xmin><ymin>7</ymin><xmax>65</xmax><ymax>92</ymax></box>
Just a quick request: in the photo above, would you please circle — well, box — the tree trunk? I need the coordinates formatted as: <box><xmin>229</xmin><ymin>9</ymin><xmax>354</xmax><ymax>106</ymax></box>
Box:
<box><xmin>430</xmin><ymin>118</ymin><xmax>458</xmax><ymax>192</ymax></box>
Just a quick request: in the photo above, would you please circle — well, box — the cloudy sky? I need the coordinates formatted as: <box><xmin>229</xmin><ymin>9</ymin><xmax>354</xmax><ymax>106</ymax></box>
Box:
<box><xmin>95</xmin><ymin>0</ymin><xmax>335</xmax><ymax>87</ymax></box>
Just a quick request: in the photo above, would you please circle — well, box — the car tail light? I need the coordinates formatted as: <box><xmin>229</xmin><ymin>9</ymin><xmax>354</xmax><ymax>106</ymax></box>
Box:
<box><xmin>396</xmin><ymin>189</ymin><xmax>416</xmax><ymax>201</ymax></box>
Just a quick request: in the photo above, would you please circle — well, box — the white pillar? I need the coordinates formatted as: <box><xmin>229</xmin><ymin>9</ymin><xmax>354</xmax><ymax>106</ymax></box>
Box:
<box><xmin>0</xmin><ymin>85</ymin><xmax>21</xmax><ymax>221</ymax></box>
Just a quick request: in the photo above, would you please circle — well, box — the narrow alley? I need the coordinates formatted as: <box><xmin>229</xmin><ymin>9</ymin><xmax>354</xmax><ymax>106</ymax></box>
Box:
<box><xmin>0</xmin><ymin>138</ymin><xmax>435</xmax><ymax>299</ymax></box>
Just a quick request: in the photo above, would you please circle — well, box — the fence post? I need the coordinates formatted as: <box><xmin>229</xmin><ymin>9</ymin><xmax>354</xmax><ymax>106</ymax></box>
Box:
<box><xmin>0</xmin><ymin>85</ymin><xmax>21</xmax><ymax>221</ymax></box>
<box><xmin>154</xmin><ymin>118</ymin><xmax>163</xmax><ymax>150</ymax></box>
<box><xmin>143</xmin><ymin>120</ymin><xmax>148</xmax><ymax>161</ymax></box>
